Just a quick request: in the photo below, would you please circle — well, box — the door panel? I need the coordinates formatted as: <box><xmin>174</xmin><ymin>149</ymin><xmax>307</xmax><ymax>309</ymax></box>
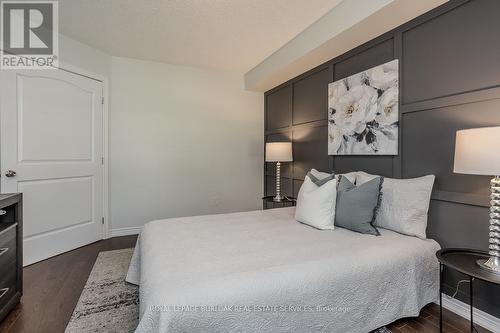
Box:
<box><xmin>18</xmin><ymin>75</ymin><xmax>94</xmax><ymax>162</ymax></box>
<box><xmin>1</xmin><ymin>68</ymin><xmax>104</xmax><ymax>265</ymax></box>
<box><xmin>20</xmin><ymin>176</ymin><xmax>93</xmax><ymax>237</ymax></box>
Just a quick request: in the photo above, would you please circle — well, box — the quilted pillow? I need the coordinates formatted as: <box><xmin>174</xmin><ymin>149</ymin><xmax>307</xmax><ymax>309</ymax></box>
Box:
<box><xmin>356</xmin><ymin>171</ymin><xmax>435</xmax><ymax>239</ymax></box>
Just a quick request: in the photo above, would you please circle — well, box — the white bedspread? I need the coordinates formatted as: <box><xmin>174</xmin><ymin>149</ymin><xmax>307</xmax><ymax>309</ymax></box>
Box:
<box><xmin>126</xmin><ymin>207</ymin><xmax>440</xmax><ymax>333</ymax></box>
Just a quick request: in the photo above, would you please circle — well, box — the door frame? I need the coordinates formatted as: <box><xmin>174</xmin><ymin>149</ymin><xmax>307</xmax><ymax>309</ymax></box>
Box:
<box><xmin>0</xmin><ymin>60</ymin><xmax>111</xmax><ymax>240</ymax></box>
<box><xmin>59</xmin><ymin>61</ymin><xmax>110</xmax><ymax>240</ymax></box>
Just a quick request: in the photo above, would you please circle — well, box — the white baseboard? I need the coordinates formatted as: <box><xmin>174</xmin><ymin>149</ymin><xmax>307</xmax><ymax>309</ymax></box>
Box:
<box><xmin>109</xmin><ymin>226</ymin><xmax>142</xmax><ymax>237</ymax></box>
<box><xmin>438</xmin><ymin>293</ymin><xmax>500</xmax><ymax>332</ymax></box>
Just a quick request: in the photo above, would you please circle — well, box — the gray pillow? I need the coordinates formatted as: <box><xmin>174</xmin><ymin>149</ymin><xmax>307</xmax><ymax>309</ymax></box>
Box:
<box><xmin>335</xmin><ymin>176</ymin><xmax>383</xmax><ymax>236</ymax></box>
<box><xmin>306</xmin><ymin>171</ymin><xmax>335</xmax><ymax>187</ymax></box>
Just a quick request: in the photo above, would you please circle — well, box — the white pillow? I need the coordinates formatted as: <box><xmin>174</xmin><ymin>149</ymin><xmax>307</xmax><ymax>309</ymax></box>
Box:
<box><xmin>356</xmin><ymin>171</ymin><xmax>435</xmax><ymax>239</ymax></box>
<box><xmin>310</xmin><ymin>169</ymin><xmax>357</xmax><ymax>184</ymax></box>
<box><xmin>295</xmin><ymin>175</ymin><xmax>337</xmax><ymax>230</ymax></box>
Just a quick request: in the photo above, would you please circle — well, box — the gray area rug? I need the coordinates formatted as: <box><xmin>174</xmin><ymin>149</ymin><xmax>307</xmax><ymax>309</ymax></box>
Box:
<box><xmin>65</xmin><ymin>248</ymin><xmax>139</xmax><ymax>333</ymax></box>
<box><xmin>66</xmin><ymin>248</ymin><xmax>391</xmax><ymax>333</ymax></box>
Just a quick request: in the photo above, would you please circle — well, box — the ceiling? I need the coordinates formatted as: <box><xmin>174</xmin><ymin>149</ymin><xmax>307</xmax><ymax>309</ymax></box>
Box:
<box><xmin>245</xmin><ymin>0</ymin><xmax>448</xmax><ymax>91</ymax></box>
<box><xmin>59</xmin><ymin>0</ymin><xmax>343</xmax><ymax>73</ymax></box>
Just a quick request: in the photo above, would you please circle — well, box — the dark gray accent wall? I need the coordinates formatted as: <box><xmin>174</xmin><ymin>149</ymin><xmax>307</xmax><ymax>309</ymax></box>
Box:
<box><xmin>264</xmin><ymin>0</ymin><xmax>500</xmax><ymax>317</ymax></box>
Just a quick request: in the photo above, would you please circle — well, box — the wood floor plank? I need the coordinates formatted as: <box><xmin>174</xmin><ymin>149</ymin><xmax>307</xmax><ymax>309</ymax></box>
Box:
<box><xmin>406</xmin><ymin>317</ymin><xmax>439</xmax><ymax>333</ymax></box>
<box><xmin>396</xmin><ymin>324</ymin><xmax>419</xmax><ymax>333</ymax></box>
<box><xmin>0</xmin><ymin>235</ymin><xmax>494</xmax><ymax>333</ymax></box>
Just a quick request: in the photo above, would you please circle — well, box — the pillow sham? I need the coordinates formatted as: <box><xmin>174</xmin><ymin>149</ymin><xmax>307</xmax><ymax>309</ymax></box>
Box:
<box><xmin>307</xmin><ymin>171</ymin><xmax>335</xmax><ymax>187</ymax></box>
<box><xmin>295</xmin><ymin>175</ymin><xmax>336</xmax><ymax>230</ymax></box>
<box><xmin>356</xmin><ymin>171</ymin><xmax>435</xmax><ymax>239</ymax></box>
<box><xmin>334</xmin><ymin>176</ymin><xmax>382</xmax><ymax>236</ymax></box>
<box><xmin>309</xmin><ymin>168</ymin><xmax>357</xmax><ymax>184</ymax></box>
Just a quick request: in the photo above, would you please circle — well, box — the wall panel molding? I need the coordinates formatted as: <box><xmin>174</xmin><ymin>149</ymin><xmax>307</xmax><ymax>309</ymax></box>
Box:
<box><xmin>402</xmin><ymin>85</ymin><xmax>500</xmax><ymax>114</ymax></box>
<box><xmin>265</xmin><ymin>85</ymin><xmax>292</xmax><ymax>130</ymax></box>
<box><xmin>401</xmin><ymin>0</ymin><xmax>500</xmax><ymax>105</ymax></box>
<box><xmin>432</xmin><ymin>190</ymin><xmax>489</xmax><ymax>208</ymax></box>
<box><xmin>292</xmin><ymin>68</ymin><xmax>329</xmax><ymax>125</ymax></box>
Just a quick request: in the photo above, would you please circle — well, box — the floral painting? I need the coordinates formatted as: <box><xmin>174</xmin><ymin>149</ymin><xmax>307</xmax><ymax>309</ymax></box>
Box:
<box><xmin>328</xmin><ymin>59</ymin><xmax>399</xmax><ymax>155</ymax></box>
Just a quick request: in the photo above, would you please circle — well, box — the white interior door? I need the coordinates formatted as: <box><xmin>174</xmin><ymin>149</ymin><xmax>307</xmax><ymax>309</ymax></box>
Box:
<box><xmin>0</xmin><ymin>68</ymin><xmax>104</xmax><ymax>266</ymax></box>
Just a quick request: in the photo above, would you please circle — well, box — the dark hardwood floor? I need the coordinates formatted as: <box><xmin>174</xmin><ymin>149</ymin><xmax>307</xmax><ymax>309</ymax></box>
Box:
<box><xmin>0</xmin><ymin>236</ymin><xmax>491</xmax><ymax>333</ymax></box>
<box><xmin>0</xmin><ymin>236</ymin><xmax>137</xmax><ymax>333</ymax></box>
<box><xmin>387</xmin><ymin>303</ymin><xmax>490</xmax><ymax>333</ymax></box>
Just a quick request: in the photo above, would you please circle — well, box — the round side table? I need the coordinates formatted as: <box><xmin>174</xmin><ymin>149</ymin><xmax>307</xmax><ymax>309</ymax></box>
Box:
<box><xmin>436</xmin><ymin>248</ymin><xmax>500</xmax><ymax>333</ymax></box>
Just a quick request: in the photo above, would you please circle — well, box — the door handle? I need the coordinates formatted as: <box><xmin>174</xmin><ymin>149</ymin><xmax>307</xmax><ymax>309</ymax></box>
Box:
<box><xmin>4</xmin><ymin>170</ymin><xmax>16</xmax><ymax>177</ymax></box>
<box><xmin>0</xmin><ymin>248</ymin><xmax>8</xmax><ymax>256</ymax></box>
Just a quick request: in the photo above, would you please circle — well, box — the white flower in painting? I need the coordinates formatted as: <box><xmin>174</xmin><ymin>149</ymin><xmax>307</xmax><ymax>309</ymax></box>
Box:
<box><xmin>339</xmin><ymin>132</ymin><xmax>375</xmax><ymax>155</ymax></box>
<box><xmin>367</xmin><ymin>60</ymin><xmax>398</xmax><ymax>90</ymax></box>
<box><xmin>328</xmin><ymin>125</ymin><xmax>342</xmax><ymax>154</ymax></box>
<box><xmin>346</xmin><ymin>72</ymin><xmax>366</xmax><ymax>88</ymax></box>
<box><xmin>375</xmin><ymin>86</ymin><xmax>398</xmax><ymax>126</ymax></box>
<box><xmin>348</xmin><ymin>136</ymin><xmax>372</xmax><ymax>155</ymax></box>
<box><xmin>372</xmin><ymin>126</ymin><xmax>398</xmax><ymax>155</ymax></box>
<box><xmin>329</xmin><ymin>84</ymin><xmax>378</xmax><ymax>135</ymax></box>
<box><xmin>328</xmin><ymin>79</ymin><xmax>348</xmax><ymax>102</ymax></box>
<box><xmin>382</xmin><ymin>59</ymin><xmax>398</xmax><ymax>72</ymax></box>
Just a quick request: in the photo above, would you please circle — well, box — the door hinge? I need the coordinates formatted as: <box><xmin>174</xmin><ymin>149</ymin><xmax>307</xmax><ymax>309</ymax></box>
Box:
<box><xmin>101</xmin><ymin>97</ymin><xmax>104</xmax><ymax>105</ymax></box>
<box><xmin>102</xmin><ymin>217</ymin><xmax>105</xmax><ymax>225</ymax></box>
<box><xmin>101</xmin><ymin>157</ymin><xmax>104</xmax><ymax>165</ymax></box>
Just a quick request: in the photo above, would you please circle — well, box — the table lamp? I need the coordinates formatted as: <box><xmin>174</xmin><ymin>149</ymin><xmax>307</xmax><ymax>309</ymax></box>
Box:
<box><xmin>454</xmin><ymin>126</ymin><xmax>500</xmax><ymax>274</ymax></box>
<box><xmin>265</xmin><ymin>142</ymin><xmax>293</xmax><ymax>202</ymax></box>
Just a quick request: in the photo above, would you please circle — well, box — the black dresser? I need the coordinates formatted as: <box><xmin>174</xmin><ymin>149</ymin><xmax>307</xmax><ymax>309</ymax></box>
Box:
<box><xmin>0</xmin><ymin>193</ymin><xmax>22</xmax><ymax>323</ymax></box>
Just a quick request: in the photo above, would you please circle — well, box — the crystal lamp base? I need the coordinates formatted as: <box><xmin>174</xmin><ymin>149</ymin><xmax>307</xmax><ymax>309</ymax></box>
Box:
<box><xmin>478</xmin><ymin>176</ymin><xmax>500</xmax><ymax>274</ymax></box>
<box><xmin>477</xmin><ymin>257</ymin><xmax>500</xmax><ymax>275</ymax></box>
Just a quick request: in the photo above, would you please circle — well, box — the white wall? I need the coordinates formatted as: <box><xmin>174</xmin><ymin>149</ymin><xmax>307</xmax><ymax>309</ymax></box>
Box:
<box><xmin>4</xmin><ymin>33</ymin><xmax>264</xmax><ymax>235</ymax></box>
<box><xmin>59</xmin><ymin>34</ymin><xmax>111</xmax><ymax>78</ymax></box>
<box><xmin>110</xmin><ymin>57</ymin><xmax>264</xmax><ymax>234</ymax></box>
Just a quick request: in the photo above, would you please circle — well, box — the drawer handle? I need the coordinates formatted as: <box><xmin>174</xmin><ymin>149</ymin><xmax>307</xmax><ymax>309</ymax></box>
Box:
<box><xmin>0</xmin><ymin>248</ymin><xmax>8</xmax><ymax>256</ymax></box>
<box><xmin>0</xmin><ymin>288</ymin><xmax>8</xmax><ymax>299</ymax></box>
<box><xmin>0</xmin><ymin>210</ymin><xmax>6</xmax><ymax>215</ymax></box>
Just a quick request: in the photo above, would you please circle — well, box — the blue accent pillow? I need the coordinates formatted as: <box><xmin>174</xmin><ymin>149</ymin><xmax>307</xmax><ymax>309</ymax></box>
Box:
<box><xmin>334</xmin><ymin>175</ymin><xmax>383</xmax><ymax>236</ymax></box>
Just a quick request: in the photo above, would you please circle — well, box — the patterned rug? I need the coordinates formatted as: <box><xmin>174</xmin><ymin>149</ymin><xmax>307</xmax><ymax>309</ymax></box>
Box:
<box><xmin>65</xmin><ymin>248</ymin><xmax>391</xmax><ymax>333</ymax></box>
<box><xmin>65</xmin><ymin>248</ymin><xmax>139</xmax><ymax>333</ymax></box>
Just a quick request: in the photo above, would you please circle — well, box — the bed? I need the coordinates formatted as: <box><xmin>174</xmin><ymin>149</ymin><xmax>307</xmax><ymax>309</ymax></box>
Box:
<box><xmin>126</xmin><ymin>207</ymin><xmax>440</xmax><ymax>333</ymax></box>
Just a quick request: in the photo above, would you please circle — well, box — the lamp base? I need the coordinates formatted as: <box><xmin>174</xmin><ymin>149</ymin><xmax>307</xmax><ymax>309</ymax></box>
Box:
<box><xmin>478</xmin><ymin>177</ymin><xmax>500</xmax><ymax>274</ymax></box>
<box><xmin>477</xmin><ymin>257</ymin><xmax>500</xmax><ymax>275</ymax></box>
<box><xmin>273</xmin><ymin>195</ymin><xmax>284</xmax><ymax>202</ymax></box>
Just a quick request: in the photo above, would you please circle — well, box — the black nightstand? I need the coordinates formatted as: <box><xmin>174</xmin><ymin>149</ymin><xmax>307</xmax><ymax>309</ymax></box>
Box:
<box><xmin>262</xmin><ymin>196</ymin><xmax>296</xmax><ymax>210</ymax></box>
<box><xmin>436</xmin><ymin>248</ymin><xmax>500</xmax><ymax>333</ymax></box>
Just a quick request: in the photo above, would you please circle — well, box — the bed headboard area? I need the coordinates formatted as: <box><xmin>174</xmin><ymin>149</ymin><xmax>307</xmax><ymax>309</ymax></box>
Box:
<box><xmin>264</xmin><ymin>0</ymin><xmax>500</xmax><ymax>317</ymax></box>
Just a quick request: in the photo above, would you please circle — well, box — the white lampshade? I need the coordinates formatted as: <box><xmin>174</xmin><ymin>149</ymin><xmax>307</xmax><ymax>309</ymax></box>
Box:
<box><xmin>265</xmin><ymin>142</ymin><xmax>293</xmax><ymax>162</ymax></box>
<box><xmin>454</xmin><ymin>126</ymin><xmax>500</xmax><ymax>176</ymax></box>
